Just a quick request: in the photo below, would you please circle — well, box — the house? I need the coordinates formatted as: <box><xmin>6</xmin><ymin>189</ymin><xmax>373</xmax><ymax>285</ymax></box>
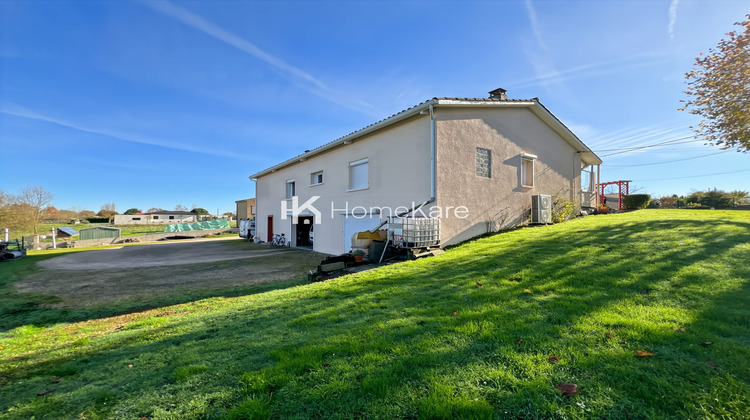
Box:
<box><xmin>235</xmin><ymin>198</ymin><xmax>256</xmax><ymax>221</ymax></box>
<box><xmin>113</xmin><ymin>211</ymin><xmax>197</xmax><ymax>225</ymax></box>
<box><xmin>250</xmin><ymin>88</ymin><xmax>602</xmax><ymax>256</ymax></box>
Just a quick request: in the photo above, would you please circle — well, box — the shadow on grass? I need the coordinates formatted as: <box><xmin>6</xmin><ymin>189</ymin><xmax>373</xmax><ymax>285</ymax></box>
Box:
<box><xmin>0</xmin><ymin>246</ymin><xmax>318</xmax><ymax>332</ymax></box>
<box><xmin>2</xmin><ymin>216</ymin><xmax>749</xmax><ymax>418</ymax></box>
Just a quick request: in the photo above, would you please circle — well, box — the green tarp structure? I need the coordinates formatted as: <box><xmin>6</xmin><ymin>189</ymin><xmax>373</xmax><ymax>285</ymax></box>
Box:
<box><xmin>163</xmin><ymin>219</ymin><xmax>231</xmax><ymax>233</ymax></box>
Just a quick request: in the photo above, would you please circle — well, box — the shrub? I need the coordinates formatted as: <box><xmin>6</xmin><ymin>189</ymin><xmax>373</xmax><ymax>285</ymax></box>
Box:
<box><xmin>551</xmin><ymin>196</ymin><xmax>579</xmax><ymax>223</ymax></box>
<box><xmin>659</xmin><ymin>196</ymin><xmax>678</xmax><ymax>209</ymax></box>
<box><xmin>622</xmin><ymin>194</ymin><xmax>651</xmax><ymax>210</ymax></box>
<box><xmin>85</xmin><ymin>217</ymin><xmax>110</xmax><ymax>223</ymax></box>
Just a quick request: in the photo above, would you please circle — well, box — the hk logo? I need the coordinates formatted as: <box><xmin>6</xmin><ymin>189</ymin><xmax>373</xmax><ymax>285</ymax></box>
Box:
<box><xmin>281</xmin><ymin>196</ymin><xmax>322</xmax><ymax>224</ymax></box>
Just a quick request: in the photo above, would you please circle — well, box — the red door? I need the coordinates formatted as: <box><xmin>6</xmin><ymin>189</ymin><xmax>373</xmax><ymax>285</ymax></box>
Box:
<box><xmin>267</xmin><ymin>215</ymin><xmax>273</xmax><ymax>242</ymax></box>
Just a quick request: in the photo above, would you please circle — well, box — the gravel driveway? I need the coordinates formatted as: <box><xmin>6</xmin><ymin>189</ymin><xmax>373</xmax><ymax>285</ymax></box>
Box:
<box><xmin>16</xmin><ymin>238</ymin><xmax>326</xmax><ymax>308</ymax></box>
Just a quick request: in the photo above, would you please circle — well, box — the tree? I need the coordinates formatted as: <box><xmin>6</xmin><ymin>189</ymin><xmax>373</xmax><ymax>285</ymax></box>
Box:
<box><xmin>78</xmin><ymin>210</ymin><xmax>96</xmax><ymax>218</ymax></box>
<box><xmin>97</xmin><ymin>209</ymin><xmax>117</xmax><ymax>218</ymax></box>
<box><xmin>681</xmin><ymin>15</ymin><xmax>750</xmax><ymax>152</ymax></box>
<box><xmin>659</xmin><ymin>196</ymin><xmax>678</xmax><ymax>209</ymax></box>
<box><xmin>175</xmin><ymin>204</ymin><xmax>189</xmax><ymax>212</ymax></box>
<box><xmin>41</xmin><ymin>206</ymin><xmax>59</xmax><ymax>222</ymax></box>
<box><xmin>0</xmin><ymin>191</ymin><xmax>33</xmax><ymax>233</ymax></box>
<box><xmin>728</xmin><ymin>190</ymin><xmax>749</xmax><ymax>207</ymax></box>
<box><xmin>191</xmin><ymin>208</ymin><xmax>210</xmax><ymax>215</ymax></box>
<box><xmin>101</xmin><ymin>202</ymin><xmax>116</xmax><ymax>212</ymax></box>
<box><xmin>686</xmin><ymin>188</ymin><xmax>741</xmax><ymax>209</ymax></box>
<box><xmin>146</xmin><ymin>208</ymin><xmax>164</xmax><ymax>213</ymax></box>
<box><xmin>123</xmin><ymin>208</ymin><xmax>142</xmax><ymax>215</ymax></box>
<box><xmin>17</xmin><ymin>185</ymin><xmax>54</xmax><ymax>234</ymax></box>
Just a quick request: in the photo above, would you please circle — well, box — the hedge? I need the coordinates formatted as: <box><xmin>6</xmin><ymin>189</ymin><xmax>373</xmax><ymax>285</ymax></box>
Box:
<box><xmin>85</xmin><ymin>217</ymin><xmax>111</xmax><ymax>223</ymax></box>
<box><xmin>622</xmin><ymin>194</ymin><xmax>651</xmax><ymax>210</ymax></box>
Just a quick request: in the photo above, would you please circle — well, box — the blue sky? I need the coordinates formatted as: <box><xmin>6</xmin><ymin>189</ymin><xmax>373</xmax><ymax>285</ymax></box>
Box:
<box><xmin>1</xmin><ymin>0</ymin><xmax>747</xmax><ymax>214</ymax></box>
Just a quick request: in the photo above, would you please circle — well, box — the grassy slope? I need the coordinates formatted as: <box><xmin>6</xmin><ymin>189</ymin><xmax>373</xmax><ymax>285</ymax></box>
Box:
<box><xmin>1</xmin><ymin>210</ymin><xmax>748</xmax><ymax>419</ymax></box>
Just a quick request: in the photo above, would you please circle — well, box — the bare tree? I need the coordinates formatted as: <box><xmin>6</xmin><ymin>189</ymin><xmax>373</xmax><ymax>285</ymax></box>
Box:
<box><xmin>175</xmin><ymin>204</ymin><xmax>189</xmax><ymax>212</ymax></box>
<box><xmin>17</xmin><ymin>185</ymin><xmax>54</xmax><ymax>234</ymax></box>
<box><xmin>101</xmin><ymin>202</ymin><xmax>116</xmax><ymax>212</ymax></box>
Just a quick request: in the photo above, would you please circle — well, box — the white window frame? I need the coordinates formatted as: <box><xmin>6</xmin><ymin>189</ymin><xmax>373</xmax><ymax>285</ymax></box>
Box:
<box><xmin>348</xmin><ymin>158</ymin><xmax>369</xmax><ymax>192</ymax></box>
<box><xmin>285</xmin><ymin>179</ymin><xmax>296</xmax><ymax>200</ymax></box>
<box><xmin>310</xmin><ymin>171</ymin><xmax>324</xmax><ymax>186</ymax></box>
<box><xmin>521</xmin><ymin>153</ymin><xmax>536</xmax><ymax>188</ymax></box>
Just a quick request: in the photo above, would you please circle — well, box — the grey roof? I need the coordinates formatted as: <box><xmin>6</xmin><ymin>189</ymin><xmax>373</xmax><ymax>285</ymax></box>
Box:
<box><xmin>249</xmin><ymin>96</ymin><xmax>602</xmax><ymax>179</ymax></box>
<box><xmin>57</xmin><ymin>227</ymin><xmax>79</xmax><ymax>236</ymax></box>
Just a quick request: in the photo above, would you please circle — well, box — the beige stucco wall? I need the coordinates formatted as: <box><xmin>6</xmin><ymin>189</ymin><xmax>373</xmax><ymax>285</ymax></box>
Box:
<box><xmin>434</xmin><ymin>107</ymin><xmax>582</xmax><ymax>246</ymax></box>
<box><xmin>236</xmin><ymin>198</ymin><xmax>255</xmax><ymax>221</ymax></box>
<box><xmin>255</xmin><ymin>114</ymin><xmax>432</xmax><ymax>255</ymax></box>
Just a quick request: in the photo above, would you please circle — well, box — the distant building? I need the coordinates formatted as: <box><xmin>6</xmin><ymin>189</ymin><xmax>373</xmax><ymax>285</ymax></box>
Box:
<box><xmin>113</xmin><ymin>211</ymin><xmax>197</xmax><ymax>225</ymax></box>
<box><xmin>235</xmin><ymin>198</ymin><xmax>256</xmax><ymax>221</ymax></box>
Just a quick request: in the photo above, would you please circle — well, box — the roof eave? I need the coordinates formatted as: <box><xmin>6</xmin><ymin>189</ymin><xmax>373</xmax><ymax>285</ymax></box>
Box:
<box><xmin>249</xmin><ymin>97</ymin><xmax>602</xmax><ymax>179</ymax></box>
<box><xmin>435</xmin><ymin>99</ymin><xmax>602</xmax><ymax>165</ymax></box>
<box><xmin>249</xmin><ymin>100</ymin><xmax>435</xmax><ymax>180</ymax></box>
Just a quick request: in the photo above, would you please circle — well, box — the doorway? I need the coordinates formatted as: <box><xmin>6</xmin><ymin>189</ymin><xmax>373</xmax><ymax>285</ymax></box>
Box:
<box><xmin>293</xmin><ymin>216</ymin><xmax>314</xmax><ymax>249</ymax></box>
<box><xmin>267</xmin><ymin>215</ymin><xmax>273</xmax><ymax>243</ymax></box>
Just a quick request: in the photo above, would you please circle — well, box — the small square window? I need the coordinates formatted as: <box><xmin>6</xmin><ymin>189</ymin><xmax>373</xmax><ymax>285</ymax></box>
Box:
<box><xmin>169</xmin><ymin>216</ymin><xmax>175</xmax><ymax>220</ymax></box>
<box><xmin>286</xmin><ymin>179</ymin><xmax>296</xmax><ymax>199</ymax></box>
<box><xmin>310</xmin><ymin>171</ymin><xmax>324</xmax><ymax>186</ymax></box>
<box><xmin>521</xmin><ymin>156</ymin><xmax>535</xmax><ymax>187</ymax></box>
<box><xmin>476</xmin><ymin>148</ymin><xmax>491</xmax><ymax>178</ymax></box>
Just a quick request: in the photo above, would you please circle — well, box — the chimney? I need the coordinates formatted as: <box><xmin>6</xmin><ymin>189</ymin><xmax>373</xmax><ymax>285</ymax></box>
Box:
<box><xmin>488</xmin><ymin>87</ymin><xmax>508</xmax><ymax>100</ymax></box>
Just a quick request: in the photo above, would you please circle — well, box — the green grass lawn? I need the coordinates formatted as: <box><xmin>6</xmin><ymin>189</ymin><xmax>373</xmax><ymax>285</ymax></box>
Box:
<box><xmin>1</xmin><ymin>210</ymin><xmax>749</xmax><ymax>419</ymax></box>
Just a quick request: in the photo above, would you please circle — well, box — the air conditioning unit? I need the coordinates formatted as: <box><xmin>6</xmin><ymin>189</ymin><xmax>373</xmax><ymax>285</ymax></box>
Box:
<box><xmin>531</xmin><ymin>194</ymin><xmax>552</xmax><ymax>224</ymax></box>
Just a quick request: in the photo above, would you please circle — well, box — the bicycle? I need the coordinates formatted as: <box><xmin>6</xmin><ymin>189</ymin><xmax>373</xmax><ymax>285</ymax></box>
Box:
<box><xmin>271</xmin><ymin>233</ymin><xmax>288</xmax><ymax>247</ymax></box>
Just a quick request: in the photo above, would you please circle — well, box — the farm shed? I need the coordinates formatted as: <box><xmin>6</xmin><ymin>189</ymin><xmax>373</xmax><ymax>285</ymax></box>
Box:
<box><xmin>56</xmin><ymin>227</ymin><xmax>79</xmax><ymax>239</ymax></box>
<box><xmin>79</xmin><ymin>227</ymin><xmax>121</xmax><ymax>241</ymax></box>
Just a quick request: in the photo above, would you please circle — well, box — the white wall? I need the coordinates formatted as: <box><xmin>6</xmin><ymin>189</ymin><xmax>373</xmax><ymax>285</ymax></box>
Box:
<box><xmin>113</xmin><ymin>214</ymin><xmax>197</xmax><ymax>225</ymax></box>
<box><xmin>255</xmin><ymin>114</ymin><xmax>432</xmax><ymax>255</ymax></box>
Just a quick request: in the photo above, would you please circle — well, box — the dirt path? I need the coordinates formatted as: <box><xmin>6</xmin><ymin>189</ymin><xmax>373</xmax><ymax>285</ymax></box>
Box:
<box><xmin>37</xmin><ymin>240</ymin><xmax>288</xmax><ymax>270</ymax></box>
<box><xmin>16</xmin><ymin>239</ymin><xmax>326</xmax><ymax>308</ymax></box>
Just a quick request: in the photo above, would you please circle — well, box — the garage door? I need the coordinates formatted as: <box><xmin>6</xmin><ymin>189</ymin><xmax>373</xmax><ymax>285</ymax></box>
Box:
<box><xmin>343</xmin><ymin>214</ymin><xmax>381</xmax><ymax>253</ymax></box>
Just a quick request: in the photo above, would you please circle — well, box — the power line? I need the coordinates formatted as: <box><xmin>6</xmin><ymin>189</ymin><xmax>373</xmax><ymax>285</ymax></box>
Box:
<box><xmin>605</xmin><ymin>150</ymin><xmax>730</xmax><ymax>167</ymax></box>
<box><xmin>632</xmin><ymin>169</ymin><xmax>750</xmax><ymax>182</ymax></box>
<box><xmin>597</xmin><ymin>136</ymin><xmax>701</xmax><ymax>157</ymax></box>
<box><xmin>595</xmin><ymin>136</ymin><xmax>695</xmax><ymax>152</ymax></box>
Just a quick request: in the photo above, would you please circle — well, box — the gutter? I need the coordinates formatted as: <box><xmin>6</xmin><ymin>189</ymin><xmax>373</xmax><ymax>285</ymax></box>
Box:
<box><xmin>249</xmin><ymin>100</ymin><xmax>435</xmax><ymax>180</ymax></box>
<box><xmin>249</xmin><ymin>98</ymin><xmax>601</xmax><ymax>181</ymax></box>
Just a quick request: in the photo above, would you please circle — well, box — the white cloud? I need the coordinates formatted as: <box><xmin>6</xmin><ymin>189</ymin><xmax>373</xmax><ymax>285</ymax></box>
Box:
<box><xmin>523</xmin><ymin>0</ymin><xmax>548</xmax><ymax>51</ymax></box>
<box><xmin>509</xmin><ymin>53</ymin><xmax>671</xmax><ymax>90</ymax></box>
<box><xmin>0</xmin><ymin>105</ymin><xmax>258</xmax><ymax>161</ymax></box>
<box><xmin>142</xmin><ymin>0</ymin><xmax>375</xmax><ymax>115</ymax></box>
<box><xmin>668</xmin><ymin>0</ymin><xmax>680</xmax><ymax>39</ymax></box>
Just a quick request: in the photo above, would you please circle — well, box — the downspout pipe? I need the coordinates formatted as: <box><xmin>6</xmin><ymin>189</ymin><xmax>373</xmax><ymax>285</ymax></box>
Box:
<box><xmin>369</xmin><ymin>102</ymin><xmax>438</xmax><ymax>233</ymax></box>
<box><xmin>429</xmin><ymin>103</ymin><xmax>436</xmax><ymax>201</ymax></box>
